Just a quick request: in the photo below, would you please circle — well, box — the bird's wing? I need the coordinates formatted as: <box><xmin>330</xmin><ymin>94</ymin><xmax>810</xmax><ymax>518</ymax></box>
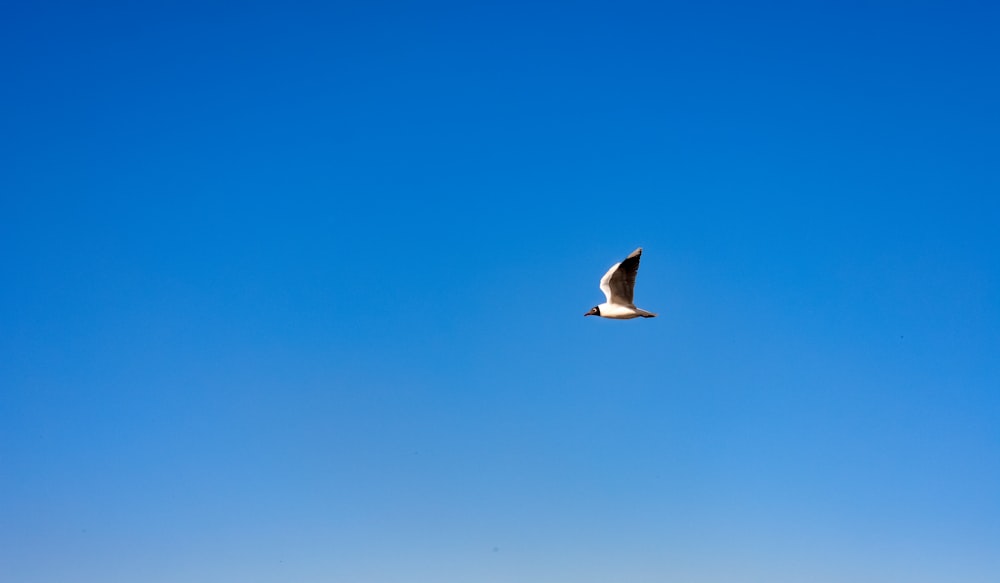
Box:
<box><xmin>599</xmin><ymin>262</ymin><xmax>620</xmax><ymax>303</ymax></box>
<box><xmin>607</xmin><ymin>247</ymin><xmax>642</xmax><ymax>305</ymax></box>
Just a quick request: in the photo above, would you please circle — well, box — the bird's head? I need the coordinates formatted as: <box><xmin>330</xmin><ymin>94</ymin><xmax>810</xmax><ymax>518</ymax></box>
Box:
<box><xmin>584</xmin><ymin>306</ymin><xmax>600</xmax><ymax>317</ymax></box>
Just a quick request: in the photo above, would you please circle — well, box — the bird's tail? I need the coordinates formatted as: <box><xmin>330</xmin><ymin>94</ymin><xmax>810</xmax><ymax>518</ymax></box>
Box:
<box><xmin>636</xmin><ymin>309</ymin><xmax>657</xmax><ymax>318</ymax></box>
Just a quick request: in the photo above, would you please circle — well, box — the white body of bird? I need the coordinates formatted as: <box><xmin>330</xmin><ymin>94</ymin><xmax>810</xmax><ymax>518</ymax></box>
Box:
<box><xmin>592</xmin><ymin>302</ymin><xmax>656</xmax><ymax>319</ymax></box>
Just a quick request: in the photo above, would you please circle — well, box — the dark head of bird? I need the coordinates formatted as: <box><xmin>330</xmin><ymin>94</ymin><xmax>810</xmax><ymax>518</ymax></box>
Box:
<box><xmin>584</xmin><ymin>306</ymin><xmax>600</xmax><ymax>317</ymax></box>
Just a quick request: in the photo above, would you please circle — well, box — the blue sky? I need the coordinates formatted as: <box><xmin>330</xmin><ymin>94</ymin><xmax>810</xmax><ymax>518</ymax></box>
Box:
<box><xmin>2</xmin><ymin>1</ymin><xmax>999</xmax><ymax>581</ymax></box>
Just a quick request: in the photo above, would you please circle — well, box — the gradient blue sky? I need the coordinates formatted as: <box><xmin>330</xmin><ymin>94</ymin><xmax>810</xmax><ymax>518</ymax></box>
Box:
<box><xmin>2</xmin><ymin>2</ymin><xmax>999</xmax><ymax>582</ymax></box>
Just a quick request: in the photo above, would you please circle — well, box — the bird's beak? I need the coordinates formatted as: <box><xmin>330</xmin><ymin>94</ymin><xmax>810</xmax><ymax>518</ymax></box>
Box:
<box><xmin>584</xmin><ymin>310</ymin><xmax>594</xmax><ymax>316</ymax></box>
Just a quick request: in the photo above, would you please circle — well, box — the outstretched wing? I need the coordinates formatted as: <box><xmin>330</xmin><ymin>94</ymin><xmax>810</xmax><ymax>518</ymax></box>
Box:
<box><xmin>605</xmin><ymin>247</ymin><xmax>642</xmax><ymax>306</ymax></box>
<box><xmin>599</xmin><ymin>261</ymin><xmax>620</xmax><ymax>303</ymax></box>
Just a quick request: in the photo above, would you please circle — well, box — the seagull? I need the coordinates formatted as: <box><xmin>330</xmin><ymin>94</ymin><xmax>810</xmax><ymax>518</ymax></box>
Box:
<box><xmin>585</xmin><ymin>247</ymin><xmax>657</xmax><ymax>319</ymax></box>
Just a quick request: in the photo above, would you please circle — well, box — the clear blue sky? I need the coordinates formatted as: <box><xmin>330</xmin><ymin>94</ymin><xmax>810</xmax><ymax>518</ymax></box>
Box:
<box><xmin>2</xmin><ymin>1</ymin><xmax>998</xmax><ymax>581</ymax></box>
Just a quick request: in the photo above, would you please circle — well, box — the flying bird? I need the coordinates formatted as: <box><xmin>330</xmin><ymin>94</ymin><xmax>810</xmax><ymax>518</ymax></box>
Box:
<box><xmin>585</xmin><ymin>247</ymin><xmax>657</xmax><ymax>319</ymax></box>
